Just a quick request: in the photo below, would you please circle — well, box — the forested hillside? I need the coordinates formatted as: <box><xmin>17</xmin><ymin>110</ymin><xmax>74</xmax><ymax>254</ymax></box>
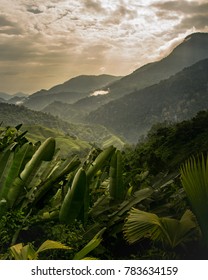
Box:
<box><xmin>35</xmin><ymin>33</ymin><xmax>208</xmax><ymax>135</ymax></box>
<box><xmin>0</xmin><ymin>103</ymin><xmax>125</xmax><ymax>148</ymax></box>
<box><xmin>88</xmin><ymin>58</ymin><xmax>208</xmax><ymax>142</ymax></box>
<box><xmin>102</xmin><ymin>33</ymin><xmax>208</xmax><ymax>98</ymax></box>
<box><xmin>1</xmin><ymin>111</ymin><xmax>208</xmax><ymax>260</ymax></box>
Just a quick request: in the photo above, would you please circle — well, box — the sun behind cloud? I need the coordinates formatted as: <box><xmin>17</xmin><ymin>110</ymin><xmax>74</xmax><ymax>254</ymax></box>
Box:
<box><xmin>0</xmin><ymin>0</ymin><xmax>207</xmax><ymax>93</ymax></box>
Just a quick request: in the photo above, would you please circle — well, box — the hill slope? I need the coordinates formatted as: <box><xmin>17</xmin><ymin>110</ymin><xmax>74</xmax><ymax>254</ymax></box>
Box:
<box><xmin>104</xmin><ymin>32</ymin><xmax>208</xmax><ymax>98</ymax></box>
<box><xmin>42</xmin><ymin>94</ymin><xmax>112</xmax><ymax>123</ymax></box>
<box><xmin>0</xmin><ymin>103</ymin><xmax>125</xmax><ymax>148</ymax></box>
<box><xmin>41</xmin><ymin>32</ymin><xmax>208</xmax><ymax>124</ymax></box>
<box><xmin>87</xmin><ymin>58</ymin><xmax>208</xmax><ymax>142</ymax></box>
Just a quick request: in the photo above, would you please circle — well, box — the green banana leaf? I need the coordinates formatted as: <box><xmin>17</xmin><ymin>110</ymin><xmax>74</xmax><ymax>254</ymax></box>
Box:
<box><xmin>31</xmin><ymin>155</ymin><xmax>81</xmax><ymax>205</ymax></box>
<box><xmin>59</xmin><ymin>168</ymin><xmax>87</xmax><ymax>224</ymax></box>
<box><xmin>20</xmin><ymin>137</ymin><xmax>56</xmax><ymax>185</ymax></box>
<box><xmin>73</xmin><ymin>227</ymin><xmax>106</xmax><ymax>260</ymax></box>
<box><xmin>10</xmin><ymin>243</ymin><xmax>36</xmax><ymax>260</ymax></box>
<box><xmin>3</xmin><ymin>143</ymin><xmax>34</xmax><ymax>207</ymax></box>
<box><xmin>10</xmin><ymin>240</ymin><xmax>72</xmax><ymax>260</ymax></box>
<box><xmin>109</xmin><ymin>150</ymin><xmax>125</xmax><ymax>203</ymax></box>
<box><xmin>36</xmin><ymin>240</ymin><xmax>72</xmax><ymax>254</ymax></box>
<box><xmin>86</xmin><ymin>146</ymin><xmax>116</xmax><ymax>180</ymax></box>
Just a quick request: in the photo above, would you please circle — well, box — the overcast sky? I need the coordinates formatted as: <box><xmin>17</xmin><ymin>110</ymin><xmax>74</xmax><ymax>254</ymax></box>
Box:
<box><xmin>0</xmin><ymin>0</ymin><xmax>208</xmax><ymax>94</ymax></box>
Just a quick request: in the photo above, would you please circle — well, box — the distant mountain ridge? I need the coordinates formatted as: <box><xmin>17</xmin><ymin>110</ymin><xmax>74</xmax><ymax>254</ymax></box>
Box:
<box><xmin>11</xmin><ymin>32</ymin><xmax>208</xmax><ymax>144</ymax></box>
<box><xmin>42</xmin><ymin>94</ymin><xmax>113</xmax><ymax>122</ymax></box>
<box><xmin>104</xmin><ymin>32</ymin><xmax>208</xmax><ymax>98</ymax></box>
<box><xmin>87</xmin><ymin>58</ymin><xmax>208</xmax><ymax>142</ymax></box>
<box><xmin>38</xmin><ymin>32</ymin><xmax>208</xmax><ymax>126</ymax></box>
<box><xmin>0</xmin><ymin>92</ymin><xmax>27</xmax><ymax>100</ymax></box>
<box><xmin>24</xmin><ymin>74</ymin><xmax>122</xmax><ymax>110</ymax></box>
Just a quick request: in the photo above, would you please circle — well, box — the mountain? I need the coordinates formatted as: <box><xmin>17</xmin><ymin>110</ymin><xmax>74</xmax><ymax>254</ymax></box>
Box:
<box><xmin>42</xmin><ymin>101</ymin><xmax>86</xmax><ymax>122</ymax></box>
<box><xmin>0</xmin><ymin>103</ymin><xmax>125</xmax><ymax>148</ymax></box>
<box><xmin>47</xmin><ymin>74</ymin><xmax>122</xmax><ymax>94</ymax></box>
<box><xmin>39</xmin><ymin>32</ymin><xmax>208</xmax><ymax>124</ymax></box>
<box><xmin>42</xmin><ymin>94</ymin><xmax>112</xmax><ymax>123</ymax></box>
<box><xmin>24</xmin><ymin>74</ymin><xmax>122</xmax><ymax>110</ymax></box>
<box><xmin>7</xmin><ymin>96</ymin><xmax>26</xmax><ymax>105</ymax></box>
<box><xmin>0</xmin><ymin>97</ymin><xmax>5</xmax><ymax>103</ymax></box>
<box><xmin>103</xmin><ymin>32</ymin><xmax>208</xmax><ymax>99</ymax></box>
<box><xmin>0</xmin><ymin>92</ymin><xmax>12</xmax><ymax>100</ymax></box>
<box><xmin>0</xmin><ymin>92</ymin><xmax>27</xmax><ymax>101</ymax></box>
<box><xmin>87</xmin><ymin>58</ymin><xmax>208</xmax><ymax>142</ymax></box>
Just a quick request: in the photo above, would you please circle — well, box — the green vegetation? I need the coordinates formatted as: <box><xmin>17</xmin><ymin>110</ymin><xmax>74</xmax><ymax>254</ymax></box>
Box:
<box><xmin>1</xmin><ymin>110</ymin><xmax>208</xmax><ymax>260</ymax></box>
<box><xmin>0</xmin><ymin>103</ymin><xmax>125</xmax><ymax>149</ymax></box>
<box><xmin>22</xmin><ymin>125</ymin><xmax>91</xmax><ymax>157</ymax></box>
<box><xmin>180</xmin><ymin>154</ymin><xmax>208</xmax><ymax>247</ymax></box>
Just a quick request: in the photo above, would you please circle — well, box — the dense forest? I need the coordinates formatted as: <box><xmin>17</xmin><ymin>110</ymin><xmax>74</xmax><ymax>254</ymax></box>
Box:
<box><xmin>1</xmin><ymin>110</ymin><xmax>208</xmax><ymax>260</ymax></box>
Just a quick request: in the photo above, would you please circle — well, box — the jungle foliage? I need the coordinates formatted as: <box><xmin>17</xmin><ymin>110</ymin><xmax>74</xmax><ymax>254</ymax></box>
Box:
<box><xmin>1</xmin><ymin>111</ymin><xmax>208</xmax><ymax>260</ymax></box>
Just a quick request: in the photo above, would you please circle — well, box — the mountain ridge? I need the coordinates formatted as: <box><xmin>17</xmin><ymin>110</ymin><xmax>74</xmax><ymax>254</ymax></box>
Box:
<box><xmin>38</xmin><ymin>32</ymin><xmax>208</xmax><ymax>125</ymax></box>
<box><xmin>87</xmin><ymin>58</ymin><xmax>208</xmax><ymax>142</ymax></box>
<box><xmin>103</xmin><ymin>32</ymin><xmax>208</xmax><ymax>98</ymax></box>
<box><xmin>24</xmin><ymin>74</ymin><xmax>122</xmax><ymax>110</ymax></box>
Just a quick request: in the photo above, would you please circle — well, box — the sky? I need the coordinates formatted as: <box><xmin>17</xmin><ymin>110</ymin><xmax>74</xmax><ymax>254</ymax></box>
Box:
<box><xmin>0</xmin><ymin>0</ymin><xmax>208</xmax><ymax>94</ymax></box>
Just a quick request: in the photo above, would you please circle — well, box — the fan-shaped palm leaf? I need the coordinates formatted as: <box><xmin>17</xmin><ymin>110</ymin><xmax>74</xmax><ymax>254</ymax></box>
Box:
<box><xmin>180</xmin><ymin>154</ymin><xmax>208</xmax><ymax>246</ymax></box>
<box><xmin>123</xmin><ymin>208</ymin><xmax>199</xmax><ymax>249</ymax></box>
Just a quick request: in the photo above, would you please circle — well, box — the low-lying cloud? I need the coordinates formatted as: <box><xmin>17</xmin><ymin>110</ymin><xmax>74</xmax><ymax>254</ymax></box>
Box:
<box><xmin>90</xmin><ymin>89</ymin><xmax>109</xmax><ymax>96</ymax></box>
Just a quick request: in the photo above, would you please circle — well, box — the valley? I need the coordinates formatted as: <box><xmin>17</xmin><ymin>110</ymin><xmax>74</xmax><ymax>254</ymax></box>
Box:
<box><xmin>2</xmin><ymin>32</ymin><xmax>207</xmax><ymax>144</ymax></box>
<box><xmin>1</xmin><ymin>32</ymin><xmax>208</xmax><ymax>260</ymax></box>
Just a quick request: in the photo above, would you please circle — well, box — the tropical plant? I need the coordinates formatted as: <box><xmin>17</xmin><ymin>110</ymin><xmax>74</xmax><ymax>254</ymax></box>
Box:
<box><xmin>109</xmin><ymin>150</ymin><xmax>125</xmax><ymax>203</ymax></box>
<box><xmin>123</xmin><ymin>208</ymin><xmax>200</xmax><ymax>249</ymax></box>
<box><xmin>180</xmin><ymin>154</ymin><xmax>208</xmax><ymax>247</ymax></box>
<box><xmin>59</xmin><ymin>168</ymin><xmax>88</xmax><ymax>224</ymax></box>
<box><xmin>9</xmin><ymin>240</ymin><xmax>72</xmax><ymax>260</ymax></box>
<box><xmin>9</xmin><ymin>228</ymin><xmax>106</xmax><ymax>260</ymax></box>
<box><xmin>0</xmin><ymin>124</ymin><xmax>28</xmax><ymax>152</ymax></box>
<box><xmin>73</xmin><ymin>227</ymin><xmax>106</xmax><ymax>260</ymax></box>
<box><xmin>0</xmin><ymin>137</ymin><xmax>55</xmax><ymax>210</ymax></box>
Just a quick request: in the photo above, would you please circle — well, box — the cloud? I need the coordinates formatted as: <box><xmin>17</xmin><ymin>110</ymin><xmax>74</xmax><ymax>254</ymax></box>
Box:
<box><xmin>0</xmin><ymin>15</ymin><xmax>13</xmax><ymax>26</ymax></box>
<box><xmin>0</xmin><ymin>15</ymin><xmax>23</xmax><ymax>35</ymax></box>
<box><xmin>90</xmin><ymin>89</ymin><xmax>109</xmax><ymax>96</ymax></box>
<box><xmin>83</xmin><ymin>0</ymin><xmax>104</xmax><ymax>13</ymax></box>
<box><xmin>0</xmin><ymin>0</ymin><xmax>207</xmax><ymax>93</ymax></box>
<box><xmin>27</xmin><ymin>6</ymin><xmax>44</xmax><ymax>14</ymax></box>
<box><xmin>104</xmin><ymin>3</ymin><xmax>138</xmax><ymax>25</ymax></box>
<box><xmin>153</xmin><ymin>0</ymin><xmax>208</xmax><ymax>14</ymax></box>
<box><xmin>179</xmin><ymin>14</ymin><xmax>208</xmax><ymax>30</ymax></box>
<box><xmin>153</xmin><ymin>0</ymin><xmax>208</xmax><ymax>32</ymax></box>
<box><xmin>152</xmin><ymin>0</ymin><xmax>208</xmax><ymax>39</ymax></box>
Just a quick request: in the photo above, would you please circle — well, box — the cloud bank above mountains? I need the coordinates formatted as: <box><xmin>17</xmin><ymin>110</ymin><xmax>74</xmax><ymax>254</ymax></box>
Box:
<box><xmin>0</xmin><ymin>0</ymin><xmax>208</xmax><ymax>94</ymax></box>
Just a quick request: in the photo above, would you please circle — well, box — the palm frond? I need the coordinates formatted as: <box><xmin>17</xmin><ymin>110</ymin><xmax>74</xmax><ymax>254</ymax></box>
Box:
<box><xmin>180</xmin><ymin>154</ymin><xmax>208</xmax><ymax>246</ymax></box>
<box><xmin>123</xmin><ymin>208</ymin><xmax>199</xmax><ymax>249</ymax></box>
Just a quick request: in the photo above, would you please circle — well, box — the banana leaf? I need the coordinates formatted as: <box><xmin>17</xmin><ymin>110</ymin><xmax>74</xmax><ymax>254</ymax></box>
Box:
<box><xmin>86</xmin><ymin>146</ymin><xmax>116</xmax><ymax>180</ymax></box>
<box><xmin>109</xmin><ymin>150</ymin><xmax>125</xmax><ymax>203</ymax></box>
<box><xmin>73</xmin><ymin>227</ymin><xmax>106</xmax><ymax>260</ymax></box>
<box><xmin>59</xmin><ymin>168</ymin><xmax>87</xmax><ymax>224</ymax></box>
